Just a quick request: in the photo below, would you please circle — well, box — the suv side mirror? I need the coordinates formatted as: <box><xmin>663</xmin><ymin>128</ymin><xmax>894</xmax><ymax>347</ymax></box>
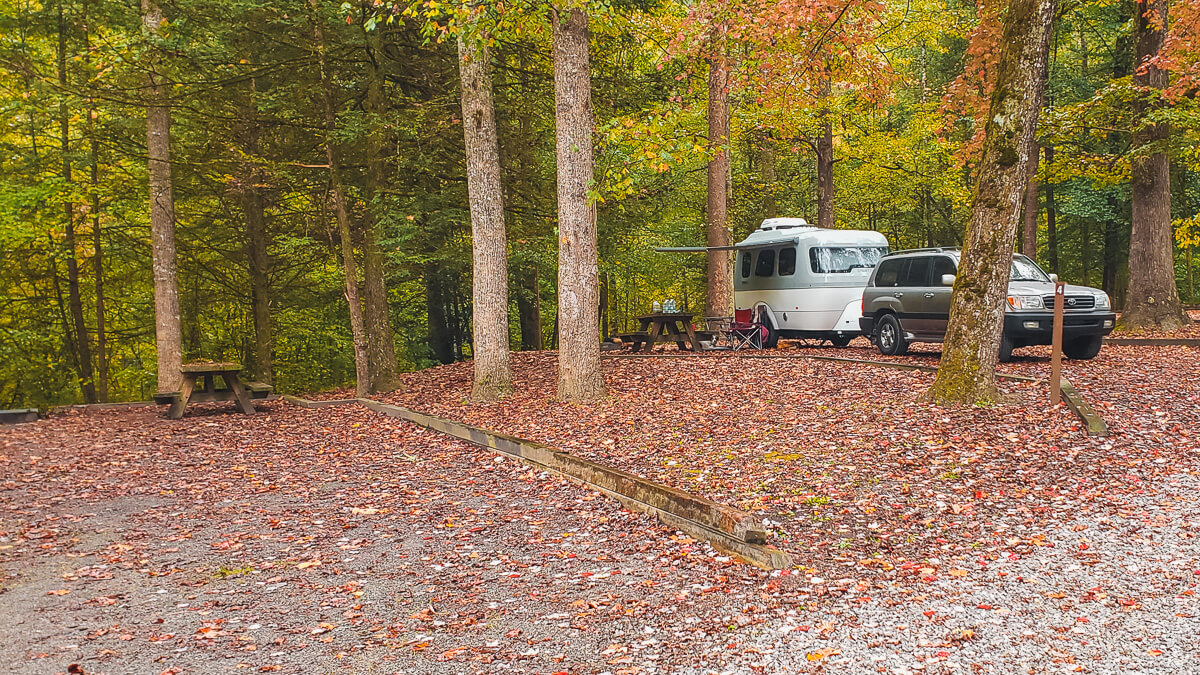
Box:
<box><xmin>941</xmin><ymin>274</ymin><xmax>955</xmax><ymax>286</ymax></box>
<box><xmin>1049</xmin><ymin>273</ymin><xmax>1058</xmax><ymax>283</ymax></box>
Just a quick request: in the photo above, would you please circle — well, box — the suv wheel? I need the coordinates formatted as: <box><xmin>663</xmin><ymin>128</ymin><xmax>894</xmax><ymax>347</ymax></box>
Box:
<box><xmin>875</xmin><ymin>315</ymin><xmax>908</xmax><ymax>356</ymax></box>
<box><xmin>998</xmin><ymin>335</ymin><xmax>1015</xmax><ymax>363</ymax></box>
<box><xmin>1063</xmin><ymin>335</ymin><xmax>1103</xmax><ymax>360</ymax></box>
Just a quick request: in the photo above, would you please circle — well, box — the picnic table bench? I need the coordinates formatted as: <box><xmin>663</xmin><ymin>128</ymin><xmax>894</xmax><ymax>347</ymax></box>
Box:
<box><xmin>155</xmin><ymin>362</ymin><xmax>272</xmax><ymax>419</ymax></box>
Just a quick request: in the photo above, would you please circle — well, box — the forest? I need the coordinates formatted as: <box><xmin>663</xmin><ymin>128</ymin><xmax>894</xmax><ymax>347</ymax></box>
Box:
<box><xmin>2</xmin><ymin>0</ymin><xmax>1199</xmax><ymax>407</ymax></box>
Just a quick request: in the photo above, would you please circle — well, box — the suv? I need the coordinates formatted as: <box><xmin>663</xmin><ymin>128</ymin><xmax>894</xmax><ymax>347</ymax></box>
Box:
<box><xmin>859</xmin><ymin>248</ymin><xmax>1115</xmax><ymax>361</ymax></box>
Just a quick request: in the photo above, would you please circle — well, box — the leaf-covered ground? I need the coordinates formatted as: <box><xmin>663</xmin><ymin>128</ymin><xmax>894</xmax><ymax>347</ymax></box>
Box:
<box><xmin>378</xmin><ymin>350</ymin><xmax>1197</xmax><ymax>579</ymax></box>
<box><xmin>4</xmin><ymin>345</ymin><xmax>1199</xmax><ymax>673</ymax></box>
<box><xmin>2</xmin><ymin>403</ymin><xmax>793</xmax><ymax>674</ymax></box>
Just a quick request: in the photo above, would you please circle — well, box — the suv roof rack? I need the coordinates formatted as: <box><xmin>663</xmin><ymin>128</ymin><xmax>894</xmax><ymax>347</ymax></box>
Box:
<box><xmin>884</xmin><ymin>247</ymin><xmax>961</xmax><ymax>256</ymax></box>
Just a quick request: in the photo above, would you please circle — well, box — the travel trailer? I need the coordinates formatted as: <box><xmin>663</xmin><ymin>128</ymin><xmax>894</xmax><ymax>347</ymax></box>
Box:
<box><xmin>660</xmin><ymin>218</ymin><xmax>889</xmax><ymax>347</ymax></box>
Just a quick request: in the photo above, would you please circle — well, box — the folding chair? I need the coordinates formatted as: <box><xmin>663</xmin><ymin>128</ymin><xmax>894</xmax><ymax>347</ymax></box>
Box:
<box><xmin>729</xmin><ymin>308</ymin><xmax>767</xmax><ymax>350</ymax></box>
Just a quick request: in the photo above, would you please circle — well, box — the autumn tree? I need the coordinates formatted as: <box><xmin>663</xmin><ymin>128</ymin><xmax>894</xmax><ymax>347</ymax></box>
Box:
<box><xmin>458</xmin><ymin>17</ymin><xmax>513</xmax><ymax>401</ymax></box>
<box><xmin>552</xmin><ymin>4</ymin><xmax>605</xmax><ymax>401</ymax></box>
<box><xmin>1120</xmin><ymin>0</ymin><xmax>1188</xmax><ymax>329</ymax></box>
<box><xmin>142</xmin><ymin>0</ymin><xmax>183</xmax><ymax>394</ymax></box>
<box><xmin>927</xmin><ymin>0</ymin><xmax>1057</xmax><ymax>404</ymax></box>
<box><xmin>705</xmin><ymin>24</ymin><xmax>732</xmax><ymax>318</ymax></box>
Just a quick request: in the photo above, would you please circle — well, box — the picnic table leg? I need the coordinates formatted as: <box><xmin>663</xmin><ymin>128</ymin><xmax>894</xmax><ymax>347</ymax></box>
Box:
<box><xmin>665</xmin><ymin>322</ymin><xmax>687</xmax><ymax>351</ymax></box>
<box><xmin>682</xmin><ymin>321</ymin><xmax>700</xmax><ymax>352</ymax></box>
<box><xmin>225</xmin><ymin>373</ymin><xmax>256</xmax><ymax>415</ymax></box>
<box><xmin>644</xmin><ymin>319</ymin><xmax>663</xmax><ymax>353</ymax></box>
<box><xmin>168</xmin><ymin>375</ymin><xmax>196</xmax><ymax>420</ymax></box>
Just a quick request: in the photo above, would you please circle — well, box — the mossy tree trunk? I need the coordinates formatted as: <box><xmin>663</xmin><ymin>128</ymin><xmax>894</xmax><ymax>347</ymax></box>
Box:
<box><xmin>926</xmin><ymin>0</ymin><xmax>1057</xmax><ymax>404</ymax></box>
<box><xmin>1120</xmin><ymin>0</ymin><xmax>1187</xmax><ymax>330</ymax></box>
<box><xmin>459</xmin><ymin>29</ymin><xmax>514</xmax><ymax>402</ymax></box>
<box><xmin>360</xmin><ymin>15</ymin><xmax>402</xmax><ymax>392</ymax></box>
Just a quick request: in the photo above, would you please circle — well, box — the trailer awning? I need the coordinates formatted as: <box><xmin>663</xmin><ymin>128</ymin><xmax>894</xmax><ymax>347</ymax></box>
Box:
<box><xmin>655</xmin><ymin>238</ymin><xmax>799</xmax><ymax>253</ymax></box>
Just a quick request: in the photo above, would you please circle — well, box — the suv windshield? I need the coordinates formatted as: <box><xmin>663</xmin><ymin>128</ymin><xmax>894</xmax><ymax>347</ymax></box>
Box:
<box><xmin>1010</xmin><ymin>255</ymin><xmax>1050</xmax><ymax>282</ymax></box>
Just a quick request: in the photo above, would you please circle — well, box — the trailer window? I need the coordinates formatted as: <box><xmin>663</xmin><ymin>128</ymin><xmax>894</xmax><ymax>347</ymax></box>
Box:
<box><xmin>810</xmin><ymin>247</ymin><xmax>887</xmax><ymax>274</ymax></box>
<box><xmin>778</xmin><ymin>247</ymin><xmax>797</xmax><ymax>276</ymax></box>
<box><xmin>755</xmin><ymin>250</ymin><xmax>775</xmax><ymax>277</ymax></box>
<box><xmin>740</xmin><ymin>251</ymin><xmax>752</xmax><ymax>279</ymax></box>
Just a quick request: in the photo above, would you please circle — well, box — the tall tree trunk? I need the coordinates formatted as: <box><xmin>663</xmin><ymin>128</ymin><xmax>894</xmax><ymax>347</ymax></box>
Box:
<box><xmin>360</xmin><ymin>13</ymin><xmax>401</xmax><ymax>392</ymax></box>
<box><xmin>1022</xmin><ymin>148</ymin><xmax>1039</xmax><ymax>258</ymax></box>
<box><xmin>552</xmin><ymin>6</ymin><xmax>605</xmax><ymax>401</ymax></box>
<box><xmin>425</xmin><ymin>265</ymin><xmax>455</xmax><ymax>364</ymax></box>
<box><xmin>84</xmin><ymin>9</ymin><xmax>108</xmax><ymax>402</ymax></box>
<box><xmin>459</xmin><ymin>30</ymin><xmax>513</xmax><ymax>401</ymax></box>
<box><xmin>59</xmin><ymin>0</ymin><xmax>97</xmax><ymax>403</ymax></box>
<box><xmin>1121</xmin><ymin>0</ymin><xmax>1186</xmax><ymax>329</ymax></box>
<box><xmin>760</xmin><ymin>131</ymin><xmax>777</xmax><ymax>219</ymax></box>
<box><xmin>237</xmin><ymin>59</ymin><xmax>273</xmax><ymax>385</ymax></box>
<box><xmin>705</xmin><ymin>32</ymin><xmax>733</xmax><ymax>319</ymax></box>
<box><xmin>142</xmin><ymin>0</ymin><xmax>182</xmax><ymax>393</ymax></box>
<box><xmin>1045</xmin><ymin>144</ymin><xmax>1059</xmax><ymax>271</ymax></box>
<box><xmin>1103</xmin><ymin>213</ymin><xmax>1121</xmax><ymax>298</ymax></box>
<box><xmin>516</xmin><ymin>266</ymin><xmax>543</xmax><ymax>350</ymax></box>
<box><xmin>816</xmin><ymin>70</ymin><xmax>835</xmax><ymax>229</ymax></box>
<box><xmin>927</xmin><ymin>0</ymin><xmax>1056</xmax><ymax>404</ymax></box>
<box><xmin>311</xmin><ymin>0</ymin><xmax>369</xmax><ymax>396</ymax></box>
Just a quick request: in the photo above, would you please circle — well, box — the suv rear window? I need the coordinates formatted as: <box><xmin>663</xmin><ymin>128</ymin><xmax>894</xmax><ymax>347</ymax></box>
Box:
<box><xmin>900</xmin><ymin>257</ymin><xmax>932</xmax><ymax>286</ymax></box>
<box><xmin>874</xmin><ymin>258</ymin><xmax>905</xmax><ymax>287</ymax></box>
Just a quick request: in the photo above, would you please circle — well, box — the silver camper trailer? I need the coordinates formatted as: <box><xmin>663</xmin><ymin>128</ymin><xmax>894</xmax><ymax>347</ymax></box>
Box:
<box><xmin>733</xmin><ymin>218</ymin><xmax>888</xmax><ymax>346</ymax></box>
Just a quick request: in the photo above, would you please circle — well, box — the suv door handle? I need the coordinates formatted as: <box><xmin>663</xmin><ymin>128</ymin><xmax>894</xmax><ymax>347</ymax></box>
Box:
<box><xmin>893</xmin><ymin>292</ymin><xmax>904</xmax><ymax>297</ymax></box>
<box><xmin>923</xmin><ymin>293</ymin><xmax>935</xmax><ymax>298</ymax></box>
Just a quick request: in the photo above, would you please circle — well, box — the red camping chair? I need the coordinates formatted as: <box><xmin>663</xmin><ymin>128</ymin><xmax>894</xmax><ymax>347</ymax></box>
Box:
<box><xmin>730</xmin><ymin>308</ymin><xmax>767</xmax><ymax>350</ymax></box>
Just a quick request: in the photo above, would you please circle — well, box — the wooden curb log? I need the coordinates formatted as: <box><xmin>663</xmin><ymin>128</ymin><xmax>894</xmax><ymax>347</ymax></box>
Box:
<box><xmin>609</xmin><ymin>351</ymin><xmax>1106</xmax><ymax>436</ymax></box>
<box><xmin>280</xmin><ymin>395</ymin><xmax>792</xmax><ymax>570</ymax></box>
<box><xmin>1104</xmin><ymin>337</ymin><xmax>1200</xmax><ymax>347</ymax></box>
<box><xmin>0</xmin><ymin>408</ymin><xmax>39</xmax><ymax>424</ymax></box>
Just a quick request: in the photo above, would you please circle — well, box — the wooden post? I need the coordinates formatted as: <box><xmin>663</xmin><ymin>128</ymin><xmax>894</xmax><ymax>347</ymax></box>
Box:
<box><xmin>1050</xmin><ymin>280</ymin><xmax>1065</xmax><ymax>405</ymax></box>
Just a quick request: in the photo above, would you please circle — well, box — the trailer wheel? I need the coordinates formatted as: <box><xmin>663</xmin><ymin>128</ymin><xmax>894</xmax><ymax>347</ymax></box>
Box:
<box><xmin>876</xmin><ymin>315</ymin><xmax>908</xmax><ymax>356</ymax></box>
<box><xmin>763</xmin><ymin>321</ymin><xmax>780</xmax><ymax>349</ymax></box>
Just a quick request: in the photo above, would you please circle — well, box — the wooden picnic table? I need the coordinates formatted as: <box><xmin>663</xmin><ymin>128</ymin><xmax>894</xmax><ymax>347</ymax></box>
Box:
<box><xmin>158</xmin><ymin>362</ymin><xmax>265</xmax><ymax>420</ymax></box>
<box><xmin>621</xmin><ymin>313</ymin><xmax>703</xmax><ymax>353</ymax></box>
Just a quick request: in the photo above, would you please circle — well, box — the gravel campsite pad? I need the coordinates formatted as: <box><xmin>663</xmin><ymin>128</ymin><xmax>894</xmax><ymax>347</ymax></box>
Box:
<box><xmin>3</xmin><ymin>348</ymin><xmax>1200</xmax><ymax>673</ymax></box>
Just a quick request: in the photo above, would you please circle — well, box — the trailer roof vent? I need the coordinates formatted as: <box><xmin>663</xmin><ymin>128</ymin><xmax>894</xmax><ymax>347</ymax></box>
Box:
<box><xmin>759</xmin><ymin>217</ymin><xmax>811</xmax><ymax>231</ymax></box>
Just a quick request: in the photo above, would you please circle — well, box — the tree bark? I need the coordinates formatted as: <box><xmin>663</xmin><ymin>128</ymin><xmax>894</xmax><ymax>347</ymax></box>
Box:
<box><xmin>1045</xmin><ymin>144</ymin><xmax>1059</xmax><ymax>271</ymax></box>
<box><xmin>360</xmin><ymin>14</ymin><xmax>401</xmax><ymax>392</ymax></box>
<box><xmin>1022</xmin><ymin>151</ymin><xmax>1039</xmax><ymax>259</ymax></box>
<box><xmin>425</xmin><ymin>265</ymin><xmax>455</xmax><ymax>364</ymax></box>
<box><xmin>59</xmin><ymin>0</ymin><xmax>97</xmax><ymax>403</ymax></box>
<box><xmin>760</xmin><ymin>131</ymin><xmax>777</xmax><ymax>219</ymax></box>
<box><xmin>142</xmin><ymin>0</ymin><xmax>182</xmax><ymax>394</ymax></box>
<box><xmin>705</xmin><ymin>32</ymin><xmax>733</xmax><ymax>319</ymax></box>
<box><xmin>552</xmin><ymin>7</ymin><xmax>605</xmax><ymax>401</ymax></box>
<box><xmin>926</xmin><ymin>0</ymin><xmax>1056</xmax><ymax>404</ymax></box>
<box><xmin>236</xmin><ymin>58</ymin><xmax>273</xmax><ymax>385</ymax></box>
<box><xmin>816</xmin><ymin>71</ymin><xmax>835</xmax><ymax>229</ymax></box>
<box><xmin>311</xmin><ymin>0</ymin><xmax>369</xmax><ymax>396</ymax></box>
<box><xmin>84</xmin><ymin>8</ymin><xmax>108</xmax><ymax>402</ymax></box>
<box><xmin>516</xmin><ymin>266</ymin><xmax>543</xmax><ymax>350</ymax></box>
<box><xmin>1120</xmin><ymin>0</ymin><xmax>1187</xmax><ymax>329</ymax></box>
<box><xmin>459</xmin><ymin>31</ymin><xmax>513</xmax><ymax>401</ymax></box>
